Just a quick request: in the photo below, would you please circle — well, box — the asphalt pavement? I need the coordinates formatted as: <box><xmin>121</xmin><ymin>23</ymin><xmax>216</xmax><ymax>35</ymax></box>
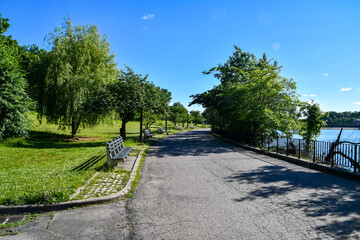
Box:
<box><xmin>127</xmin><ymin>129</ymin><xmax>360</xmax><ymax>239</ymax></box>
<box><xmin>3</xmin><ymin>129</ymin><xmax>360</xmax><ymax>239</ymax></box>
<box><xmin>1</xmin><ymin>200</ymin><xmax>132</xmax><ymax>240</ymax></box>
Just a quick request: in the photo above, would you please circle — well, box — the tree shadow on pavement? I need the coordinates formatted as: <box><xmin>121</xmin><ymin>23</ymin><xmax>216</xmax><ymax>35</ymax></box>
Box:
<box><xmin>148</xmin><ymin>130</ymin><xmax>236</xmax><ymax>157</ymax></box>
<box><xmin>225</xmin><ymin>165</ymin><xmax>360</xmax><ymax>238</ymax></box>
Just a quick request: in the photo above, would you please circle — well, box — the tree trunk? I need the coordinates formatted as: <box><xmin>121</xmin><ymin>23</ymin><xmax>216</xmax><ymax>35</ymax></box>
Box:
<box><xmin>71</xmin><ymin>118</ymin><xmax>81</xmax><ymax>139</ymax></box>
<box><xmin>120</xmin><ymin>119</ymin><xmax>127</xmax><ymax>139</ymax></box>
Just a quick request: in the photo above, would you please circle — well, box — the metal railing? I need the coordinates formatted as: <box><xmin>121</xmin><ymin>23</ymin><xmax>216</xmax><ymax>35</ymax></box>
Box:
<box><xmin>213</xmin><ymin>128</ymin><xmax>360</xmax><ymax>172</ymax></box>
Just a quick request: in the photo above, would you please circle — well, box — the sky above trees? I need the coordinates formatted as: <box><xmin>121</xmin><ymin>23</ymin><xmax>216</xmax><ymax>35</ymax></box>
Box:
<box><xmin>2</xmin><ymin>0</ymin><xmax>360</xmax><ymax>112</ymax></box>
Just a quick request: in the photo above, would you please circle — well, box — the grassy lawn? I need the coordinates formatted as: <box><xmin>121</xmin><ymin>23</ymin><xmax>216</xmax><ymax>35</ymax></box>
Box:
<box><xmin>0</xmin><ymin>113</ymin><xmax>188</xmax><ymax>205</ymax></box>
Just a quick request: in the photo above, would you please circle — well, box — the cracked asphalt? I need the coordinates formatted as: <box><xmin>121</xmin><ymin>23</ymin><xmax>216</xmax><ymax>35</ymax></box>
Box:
<box><xmin>127</xmin><ymin>129</ymin><xmax>360</xmax><ymax>239</ymax></box>
<box><xmin>1</xmin><ymin>201</ymin><xmax>132</xmax><ymax>240</ymax></box>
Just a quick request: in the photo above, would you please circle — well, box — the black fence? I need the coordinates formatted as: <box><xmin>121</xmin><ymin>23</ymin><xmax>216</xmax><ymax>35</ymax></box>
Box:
<box><xmin>213</xmin><ymin>128</ymin><xmax>360</xmax><ymax>172</ymax></box>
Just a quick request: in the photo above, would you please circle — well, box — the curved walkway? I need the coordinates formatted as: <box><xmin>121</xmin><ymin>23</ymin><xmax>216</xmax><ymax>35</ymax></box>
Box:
<box><xmin>128</xmin><ymin>129</ymin><xmax>360</xmax><ymax>239</ymax></box>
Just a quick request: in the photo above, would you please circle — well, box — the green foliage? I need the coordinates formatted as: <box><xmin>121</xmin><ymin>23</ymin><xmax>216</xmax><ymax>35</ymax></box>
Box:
<box><xmin>19</xmin><ymin>44</ymin><xmax>49</xmax><ymax>111</ymax></box>
<box><xmin>169</xmin><ymin>102</ymin><xmax>188</xmax><ymax>126</ymax></box>
<box><xmin>0</xmin><ymin>15</ymin><xmax>32</xmax><ymax>140</ymax></box>
<box><xmin>190</xmin><ymin>110</ymin><xmax>203</xmax><ymax>125</ymax></box>
<box><xmin>323</xmin><ymin>111</ymin><xmax>360</xmax><ymax>125</ymax></box>
<box><xmin>190</xmin><ymin>46</ymin><xmax>300</xmax><ymax>139</ymax></box>
<box><xmin>42</xmin><ymin>17</ymin><xmax>117</xmax><ymax>138</ymax></box>
<box><xmin>108</xmin><ymin>66</ymin><xmax>147</xmax><ymax>138</ymax></box>
<box><xmin>143</xmin><ymin>85</ymin><xmax>171</xmax><ymax>129</ymax></box>
<box><xmin>108</xmin><ymin>66</ymin><xmax>172</xmax><ymax>137</ymax></box>
<box><xmin>300</xmin><ymin>101</ymin><xmax>326</xmax><ymax>143</ymax></box>
<box><xmin>0</xmin><ymin>14</ymin><xmax>10</xmax><ymax>34</ymax></box>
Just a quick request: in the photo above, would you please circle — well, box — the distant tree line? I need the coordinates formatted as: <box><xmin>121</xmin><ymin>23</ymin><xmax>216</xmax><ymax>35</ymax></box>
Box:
<box><xmin>0</xmin><ymin>15</ymin><xmax>202</xmax><ymax>140</ymax></box>
<box><xmin>322</xmin><ymin>111</ymin><xmax>360</xmax><ymax>125</ymax></box>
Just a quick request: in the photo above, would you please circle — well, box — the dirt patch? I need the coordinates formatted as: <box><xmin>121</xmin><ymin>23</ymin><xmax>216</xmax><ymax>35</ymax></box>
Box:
<box><xmin>62</xmin><ymin>137</ymin><xmax>100</xmax><ymax>142</ymax></box>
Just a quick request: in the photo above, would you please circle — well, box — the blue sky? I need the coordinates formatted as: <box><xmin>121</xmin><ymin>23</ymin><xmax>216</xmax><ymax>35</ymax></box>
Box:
<box><xmin>2</xmin><ymin>0</ymin><xmax>360</xmax><ymax>112</ymax></box>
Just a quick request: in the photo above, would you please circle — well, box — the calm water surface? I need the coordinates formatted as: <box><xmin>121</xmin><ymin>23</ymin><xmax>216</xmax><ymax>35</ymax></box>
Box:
<box><xmin>317</xmin><ymin>129</ymin><xmax>360</xmax><ymax>142</ymax></box>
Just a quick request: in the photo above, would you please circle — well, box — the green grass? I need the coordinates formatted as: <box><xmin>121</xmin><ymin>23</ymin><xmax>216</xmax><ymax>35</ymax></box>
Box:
<box><xmin>0</xmin><ymin>113</ymin><xmax>202</xmax><ymax>205</ymax></box>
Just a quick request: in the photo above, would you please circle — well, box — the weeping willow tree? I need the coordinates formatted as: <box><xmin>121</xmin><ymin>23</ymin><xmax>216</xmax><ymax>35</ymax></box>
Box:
<box><xmin>42</xmin><ymin>17</ymin><xmax>117</xmax><ymax>138</ymax></box>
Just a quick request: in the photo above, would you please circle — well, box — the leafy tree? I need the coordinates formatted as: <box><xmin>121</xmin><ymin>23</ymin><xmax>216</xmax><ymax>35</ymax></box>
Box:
<box><xmin>300</xmin><ymin>101</ymin><xmax>327</xmax><ymax>152</ymax></box>
<box><xmin>143</xmin><ymin>86</ymin><xmax>171</xmax><ymax>129</ymax></box>
<box><xmin>42</xmin><ymin>17</ymin><xmax>117</xmax><ymax>138</ymax></box>
<box><xmin>169</xmin><ymin>102</ymin><xmax>188</xmax><ymax>126</ymax></box>
<box><xmin>0</xmin><ymin>14</ymin><xmax>10</xmax><ymax>34</ymax></box>
<box><xmin>0</xmin><ymin>15</ymin><xmax>32</xmax><ymax>139</ymax></box>
<box><xmin>190</xmin><ymin>46</ymin><xmax>300</xmax><ymax>143</ymax></box>
<box><xmin>190</xmin><ymin>110</ymin><xmax>203</xmax><ymax>125</ymax></box>
<box><xmin>108</xmin><ymin>66</ymin><xmax>147</xmax><ymax>138</ymax></box>
<box><xmin>19</xmin><ymin>44</ymin><xmax>49</xmax><ymax>112</ymax></box>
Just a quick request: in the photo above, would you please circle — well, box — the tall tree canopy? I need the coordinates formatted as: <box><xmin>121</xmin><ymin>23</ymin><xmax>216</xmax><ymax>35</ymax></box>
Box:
<box><xmin>19</xmin><ymin>44</ymin><xmax>48</xmax><ymax>112</ymax></box>
<box><xmin>108</xmin><ymin>66</ymin><xmax>147</xmax><ymax>139</ymax></box>
<box><xmin>0</xmin><ymin>14</ymin><xmax>32</xmax><ymax>140</ymax></box>
<box><xmin>190</xmin><ymin>46</ymin><xmax>300</xmax><ymax>141</ymax></box>
<box><xmin>42</xmin><ymin>17</ymin><xmax>117</xmax><ymax>138</ymax></box>
<box><xmin>108</xmin><ymin>66</ymin><xmax>172</xmax><ymax>138</ymax></box>
<box><xmin>143</xmin><ymin>86</ymin><xmax>172</xmax><ymax>129</ymax></box>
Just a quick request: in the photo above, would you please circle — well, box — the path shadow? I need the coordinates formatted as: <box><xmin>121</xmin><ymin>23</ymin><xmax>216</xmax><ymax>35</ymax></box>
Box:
<box><xmin>71</xmin><ymin>154</ymin><xmax>106</xmax><ymax>171</ymax></box>
<box><xmin>148</xmin><ymin>130</ymin><xmax>236</xmax><ymax>157</ymax></box>
<box><xmin>225</xmin><ymin>165</ymin><xmax>360</xmax><ymax>238</ymax></box>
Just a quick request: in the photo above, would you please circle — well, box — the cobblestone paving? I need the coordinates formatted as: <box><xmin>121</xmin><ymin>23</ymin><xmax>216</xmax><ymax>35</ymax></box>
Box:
<box><xmin>73</xmin><ymin>171</ymin><xmax>130</xmax><ymax>199</ymax></box>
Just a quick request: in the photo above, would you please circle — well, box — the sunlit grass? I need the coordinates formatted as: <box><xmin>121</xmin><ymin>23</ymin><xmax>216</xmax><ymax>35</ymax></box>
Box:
<box><xmin>0</xmin><ymin>112</ymin><xmax>202</xmax><ymax>205</ymax></box>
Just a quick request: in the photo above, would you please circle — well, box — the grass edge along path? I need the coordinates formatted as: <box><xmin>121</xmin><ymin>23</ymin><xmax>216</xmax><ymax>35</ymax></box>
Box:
<box><xmin>0</xmin><ymin>113</ymin><xmax>205</xmax><ymax>206</ymax></box>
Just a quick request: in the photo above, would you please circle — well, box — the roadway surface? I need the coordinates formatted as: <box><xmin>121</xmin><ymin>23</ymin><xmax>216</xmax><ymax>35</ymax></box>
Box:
<box><xmin>127</xmin><ymin>129</ymin><xmax>360</xmax><ymax>239</ymax></box>
<box><xmin>3</xmin><ymin>129</ymin><xmax>360</xmax><ymax>239</ymax></box>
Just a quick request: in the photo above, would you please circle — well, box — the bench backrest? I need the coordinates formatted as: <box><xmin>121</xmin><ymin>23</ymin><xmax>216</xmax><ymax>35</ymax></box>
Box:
<box><xmin>144</xmin><ymin>129</ymin><xmax>151</xmax><ymax>135</ymax></box>
<box><xmin>106</xmin><ymin>137</ymin><xmax>125</xmax><ymax>158</ymax></box>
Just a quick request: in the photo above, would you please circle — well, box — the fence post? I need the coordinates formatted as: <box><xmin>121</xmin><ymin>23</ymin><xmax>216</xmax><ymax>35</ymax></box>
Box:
<box><xmin>354</xmin><ymin>145</ymin><xmax>357</xmax><ymax>173</ymax></box>
<box><xmin>331</xmin><ymin>146</ymin><xmax>334</xmax><ymax>167</ymax></box>
<box><xmin>276</xmin><ymin>137</ymin><xmax>279</xmax><ymax>154</ymax></box>
<box><xmin>298</xmin><ymin>139</ymin><xmax>301</xmax><ymax>159</ymax></box>
<box><xmin>313</xmin><ymin>140</ymin><xmax>316</xmax><ymax>163</ymax></box>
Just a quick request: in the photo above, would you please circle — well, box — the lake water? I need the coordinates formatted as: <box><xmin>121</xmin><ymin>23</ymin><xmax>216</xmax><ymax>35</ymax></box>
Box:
<box><xmin>295</xmin><ymin>129</ymin><xmax>360</xmax><ymax>143</ymax></box>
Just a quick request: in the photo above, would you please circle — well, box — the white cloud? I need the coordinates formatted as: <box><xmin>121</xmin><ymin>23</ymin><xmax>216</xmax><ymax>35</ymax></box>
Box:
<box><xmin>353</xmin><ymin>102</ymin><xmax>360</xmax><ymax>105</ymax></box>
<box><xmin>141</xmin><ymin>13</ymin><xmax>154</xmax><ymax>20</ymax></box>
<box><xmin>323</xmin><ymin>73</ymin><xmax>329</xmax><ymax>77</ymax></box>
<box><xmin>272</xmin><ymin>43</ymin><xmax>280</xmax><ymax>51</ymax></box>
<box><xmin>341</xmin><ymin>87</ymin><xmax>352</xmax><ymax>91</ymax></box>
<box><xmin>309</xmin><ymin>94</ymin><xmax>316</xmax><ymax>97</ymax></box>
<box><xmin>302</xmin><ymin>94</ymin><xmax>308</xmax><ymax>97</ymax></box>
<box><xmin>302</xmin><ymin>94</ymin><xmax>316</xmax><ymax>97</ymax></box>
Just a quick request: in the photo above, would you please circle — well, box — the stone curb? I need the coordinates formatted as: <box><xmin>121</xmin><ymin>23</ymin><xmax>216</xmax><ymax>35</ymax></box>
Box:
<box><xmin>213</xmin><ymin>133</ymin><xmax>360</xmax><ymax>182</ymax></box>
<box><xmin>0</xmin><ymin>147</ymin><xmax>145</xmax><ymax>215</ymax></box>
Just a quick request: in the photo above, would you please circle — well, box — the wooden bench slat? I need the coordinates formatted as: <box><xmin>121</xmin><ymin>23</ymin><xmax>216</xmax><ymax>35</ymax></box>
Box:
<box><xmin>105</xmin><ymin>136</ymin><xmax>132</xmax><ymax>168</ymax></box>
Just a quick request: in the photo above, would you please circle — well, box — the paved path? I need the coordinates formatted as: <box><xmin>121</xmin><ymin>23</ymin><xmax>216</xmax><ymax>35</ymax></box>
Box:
<box><xmin>128</xmin><ymin>129</ymin><xmax>360</xmax><ymax>239</ymax></box>
<box><xmin>1</xmin><ymin>201</ymin><xmax>131</xmax><ymax>240</ymax></box>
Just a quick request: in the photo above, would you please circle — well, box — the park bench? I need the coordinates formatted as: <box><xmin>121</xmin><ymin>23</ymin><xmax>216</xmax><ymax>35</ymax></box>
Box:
<box><xmin>175</xmin><ymin>126</ymin><xmax>182</xmax><ymax>130</ymax></box>
<box><xmin>144</xmin><ymin>129</ymin><xmax>155</xmax><ymax>139</ymax></box>
<box><xmin>105</xmin><ymin>136</ymin><xmax>132</xmax><ymax>168</ymax></box>
<box><xmin>157</xmin><ymin>127</ymin><xmax>165</xmax><ymax>134</ymax></box>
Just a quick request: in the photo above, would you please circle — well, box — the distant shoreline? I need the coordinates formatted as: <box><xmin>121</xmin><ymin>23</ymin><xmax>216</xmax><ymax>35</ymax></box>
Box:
<box><xmin>322</xmin><ymin>127</ymin><xmax>359</xmax><ymax>130</ymax></box>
